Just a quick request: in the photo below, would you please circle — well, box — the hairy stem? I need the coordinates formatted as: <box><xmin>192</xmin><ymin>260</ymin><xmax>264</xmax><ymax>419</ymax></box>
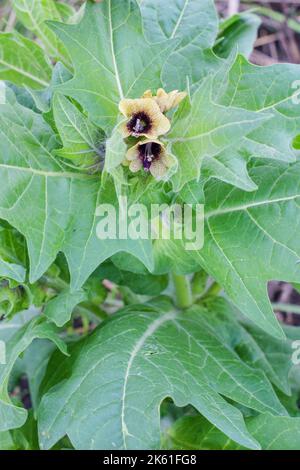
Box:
<box><xmin>172</xmin><ymin>274</ymin><xmax>193</xmax><ymax>309</ymax></box>
<box><xmin>203</xmin><ymin>281</ymin><xmax>222</xmax><ymax>299</ymax></box>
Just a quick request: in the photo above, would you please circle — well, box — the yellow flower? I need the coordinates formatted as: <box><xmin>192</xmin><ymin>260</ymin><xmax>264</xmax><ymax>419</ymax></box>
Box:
<box><xmin>141</xmin><ymin>90</ymin><xmax>153</xmax><ymax>99</ymax></box>
<box><xmin>124</xmin><ymin>139</ymin><xmax>173</xmax><ymax>180</ymax></box>
<box><xmin>119</xmin><ymin>98</ymin><xmax>170</xmax><ymax>139</ymax></box>
<box><xmin>142</xmin><ymin>88</ymin><xmax>187</xmax><ymax>113</ymax></box>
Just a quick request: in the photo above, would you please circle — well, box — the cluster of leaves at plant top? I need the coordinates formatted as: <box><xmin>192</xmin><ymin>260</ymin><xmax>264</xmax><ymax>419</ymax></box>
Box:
<box><xmin>0</xmin><ymin>0</ymin><xmax>300</xmax><ymax>450</ymax></box>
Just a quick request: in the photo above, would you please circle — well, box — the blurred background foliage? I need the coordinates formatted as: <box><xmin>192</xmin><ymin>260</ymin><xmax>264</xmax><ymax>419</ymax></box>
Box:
<box><xmin>1</xmin><ymin>1</ymin><xmax>300</xmax><ymax>62</ymax></box>
<box><xmin>217</xmin><ymin>0</ymin><xmax>300</xmax><ymax>64</ymax></box>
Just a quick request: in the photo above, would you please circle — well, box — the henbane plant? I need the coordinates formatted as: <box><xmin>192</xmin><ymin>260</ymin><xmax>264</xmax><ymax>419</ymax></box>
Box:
<box><xmin>0</xmin><ymin>0</ymin><xmax>300</xmax><ymax>451</ymax></box>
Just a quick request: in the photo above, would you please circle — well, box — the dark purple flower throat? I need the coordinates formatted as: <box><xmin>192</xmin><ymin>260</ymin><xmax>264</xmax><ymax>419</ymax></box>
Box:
<box><xmin>138</xmin><ymin>142</ymin><xmax>161</xmax><ymax>171</ymax></box>
<box><xmin>127</xmin><ymin>112</ymin><xmax>152</xmax><ymax>137</ymax></box>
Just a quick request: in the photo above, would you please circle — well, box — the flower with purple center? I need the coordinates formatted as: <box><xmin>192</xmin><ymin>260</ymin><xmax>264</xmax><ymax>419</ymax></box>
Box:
<box><xmin>119</xmin><ymin>98</ymin><xmax>171</xmax><ymax>139</ymax></box>
<box><xmin>124</xmin><ymin>139</ymin><xmax>174</xmax><ymax>180</ymax></box>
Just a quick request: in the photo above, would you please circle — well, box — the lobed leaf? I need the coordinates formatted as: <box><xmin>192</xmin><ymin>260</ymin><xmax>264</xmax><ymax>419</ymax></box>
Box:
<box><xmin>0</xmin><ymin>87</ymin><xmax>153</xmax><ymax>288</ymax></box>
<box><xmin>168</xmin><ymin>78</ymin><xmax>270</xmax><ymax>190</ymax></box>
<box><xmin>44</xmin><ymin>289</ymin><xmax>87</xmax><ymax>327</ymax></box>
<box><xmin>53</xmin><ymin>93</ymin><xmax>105</xmax><ymax>169</ymax></box>
<box><xmin>139</xmin><ymin>0</ymin><xmax>218</xmax><ymax>49</ymax></box>
<box><xmin>0</xmin><ymin>316</ymin><xmax>67</xmax><ymax>432</ymax></box>
<box><xmin>38</xmin><ymin>300</ymin><xmax>286</xmax><ymax>450</ymax></box>
<box><xmin>168</xmin><ymin>413</ymin><xmax>300</xmax><ymax>450</ymax></box>
<box><xmin>197</xmin><ymin>160</ymin><xmax>300</xmax><ymax>338</ymax></box>
<box><xmin>13</xmin><ymin>0</ymin><xmax>70</xmax><ymax>65</ymax></box>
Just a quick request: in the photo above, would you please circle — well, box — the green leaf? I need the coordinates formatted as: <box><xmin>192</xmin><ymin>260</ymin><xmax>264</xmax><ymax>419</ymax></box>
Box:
<box><xmin>7</xmin><ymin>83</ymin><xmax>38</xmax><ymax>111</ymax></box>
<box><xmin>179</xmin><ymin>179</ymin><xmax>206</xmax><ymax>204</ymax></box>
<box><xmin>0</xmin><ymin>285</ymin><xmax>30</xmax><ymax>319</ymax></box>
<box><xmin>145</xmin><ymin>0</ymin><xmax>222</xmax><ymax>92</ymax></box>
<box><xmin>38</xmin><ymin>300</ymin><xmax>286</xmax><ymax>450</ymax></box>
<box><xmin>104</xmin><ymin>124</ymin><xmax>127</xmax><ymax>173</ymax></box>
<box><xmin>293</xmin><ymin>134</ymin><xmax>300</xmax><ymax>150</ymax></box>
<box><xmin>55</xmin><ymin>2</ymin><xmax>76</xmax><ymax>23</ymax></box>
<box><xmin>215</xmin><ymin>55</ymin><xmax>300</xmax><ymax>164</ymax></box>
<box><xmin>240</xmin><ymin>320</ymin><xmax>294</xmax><ymax>395</ymax></box>
<box><xmin>246</xmin><ymin>414</ymin><xmax>300</xmax><ymax>450</ymax></box>
<box><xmin>151</xmin><ymin>239</ymin><xmax>200</xmax><ymax>276</ymax></box>
<box><xmin>168</xmin><ymin>78</ymin><xmax>270</xmax><ymax>190</ymax></box>
<box><xmin>195</xmin><ymin>54</ymin><xmax>300</xmax><ymax>191</ymax></box>
<box><xmin>199</xmin><ymin>298</ymin><xmax>294</xmax><ymax>395</ymax></box>
<box><xmin>168</xmin><ymin>414</ymin><xmax>300</xmax><ymax>450</ymax></box>
<box><xmin>44</xmin><ymin>289</ymin><xmax>87</xmax><ymax>327</ymax></box>
<box><xmin>49</xmin><ymin>0</ymin><xmax>176</xmax><ymax>131</ymax></box>
<box><xmin>0</xmin><ymin>430</ymin><xmax>15</xmax><ymax>449</ymax></box>
<box><xmin>0</xmin><ymin>32</ymin><xmax>51</xmax><ymax>89</ymax></box>
<box><xmin>53</xmin><ymin>93</ymin><xmax>105</xmax><ymax>170</ymax></box>
<box><xmin>95</xmin><ymin>261</ymin><xmax>168</xmax><ymax>296</ymax></box>
<box><xmin>202</xmin><ymin>149</ymin><xmax>257</xmax><ymax>192</ymax></box>
<box><xmin>163</xmin><ymin>48</ymin><xmax>222</xmax><ymax>95</ymax></box>
<box><xmin>13</xmin><ymin>0</ymin><xmax>70</xmax><ymax>65</ymax></box>
<box><xmin>0</xmin><ymin>87</ymin><xmax>153</xmax><ymax>288</ymax></box>
<box><xmin>0</xmin><ymin>224</ymin><xmax>26</xmax><ymax>283</ymax></box>
<box><xmin>0</xmin><ymin>88</ymin><xmax>68</xmax><ymax>282</ymax></box>
<box><xmin>15</xmin><ymin>339</ymin><xmax>56</xmax><ymax>412</ymax></box>
<box><xmin>214</xmin><ymin>13</ymin><xmax>261</xmax><ymax>59</ymax></box>
<box><xmin>63</xmin><ymin>172</ymin><xmax>154</xmax><ymax>290</ymax></box>
<box><xmin>0</xmin><ymin>316</ymin><xmax>67</xmax><ymax>432</ymax></box>
<box><xmin>196</xmin><ymin>160</ymin><xmax>300</xmax><ymax>338</ymax></box>
<box><xmin>139</xmin><ymin>0</ymin><xmax>218</xmax><ymax>49</ymax></box>
<box><xmin>0</xmin><ymin>309</ymin><xmax>37</xmax><ymax>343</ymax></box>
<box><xmin>152</xmin><ymin>160</ymin><xmax>300</xmax><ymax>338</ymax></box>
<box><xmin>0</xmin><ymin>412</ymin><xmax>39</xmax><ymax>449</ymax></box>
<box><xmin>168</xmin><ymin>415</ymin><xmax>241</xmax><ymax>450</ymax></box>
<box><xmin>0</xmin><ymin>258</ymin><xmax>25</xmax><ymax>283</ymax></box>
<box><xmin>28</xmin><ymin>62</ymin><xmax>73</xmax><ymax>114</ymax></box>
<box><xmin>8</xmin><ymin>412</ymin><xmax>38</xmax><ymax>449</ymax></box>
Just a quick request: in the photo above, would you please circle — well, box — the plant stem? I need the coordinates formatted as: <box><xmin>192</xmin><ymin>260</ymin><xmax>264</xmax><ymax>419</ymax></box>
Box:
<box><xmin>79</xmin><ymin>303</ymin><xmax>109</xmax><ymax>321</ymax></box>
<box><xmin>203</xmin><ymin>281</ymin><xmax>222</xmax><ymax>299</ymax></box>
<box><xmin>191</xmin><ymin>269</ymin><xmax>208</xmax><ymax>298</ymax></box>
<box><xmin>118</xmin><ymin>286</ymin><xmax>140</xmax><ymax>305</ymax></box>
<box><xmin>40</xmin><ymin>275</ymin><xmax>68</xmax><ymax>292</ymax></box>
<box><xmin>172</xmin><ymin>274</ymin><xmax>193</xmax><ymax>309</ymax></box>
<box><xmin>194</xmin><ymin>281</ymin><xmax>222</xmax><ymax>307</ymax></box>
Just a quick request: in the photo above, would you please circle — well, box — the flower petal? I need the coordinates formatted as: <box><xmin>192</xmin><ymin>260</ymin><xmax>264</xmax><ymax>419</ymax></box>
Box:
<box><xmin>119</xmin><ymin>99</ymin><xmax>136</xmax><ymax>117</ymax></box>
<box><xmin>155</xmin><ymin>88</ymin><xmax>169</xmax><ymax>112</ymax></box>
<box><xmin>119</xmin><ymin>98</ymin><xmax>170</xmax><ymax>138</ymax></box>
<box><xmin>162</xmin><ymin>153</ymin><xmax>174</xmax><ymax>168</ymax></box>
<box><xmin>154</xmin><ymin>113</ymin><xmax>171</xmax><ymax>136</ymax></box>
<box><xmin>155</xmin><ymin>88</ymin><xmax>187</xmax><ymax>112</ymax></box>
<box><xmin>120</xmin><ymin>121</ymin><xmax>131</xmax><ymax>138</ymax></box>
<box><xmin>126</xmin><ymin>143</ymin><xmax>139</xmax><ymax>161</ymax></box>
<box><xmin>129</xmin><ymin>159</ymin><xmax>142</xmax><ymax>172</ymax></box>
<box><xmin>119</xmin><ymin>98</ymin><xmax>159</xmax><ymax>117</ymax></box>
<box><xmin>172</xmin><ymin>91</ymin><xmax>187</xmax><ymax>109</ymax></box>
<box><xmin>150</xmin><ymin>160</ymin><xmax>168</xmax><ymax>179</ymax></box>
<box><xmin>142</xmin><ymin>90</ymin><xmax>153</xmax><ymax>99</ymax></box>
